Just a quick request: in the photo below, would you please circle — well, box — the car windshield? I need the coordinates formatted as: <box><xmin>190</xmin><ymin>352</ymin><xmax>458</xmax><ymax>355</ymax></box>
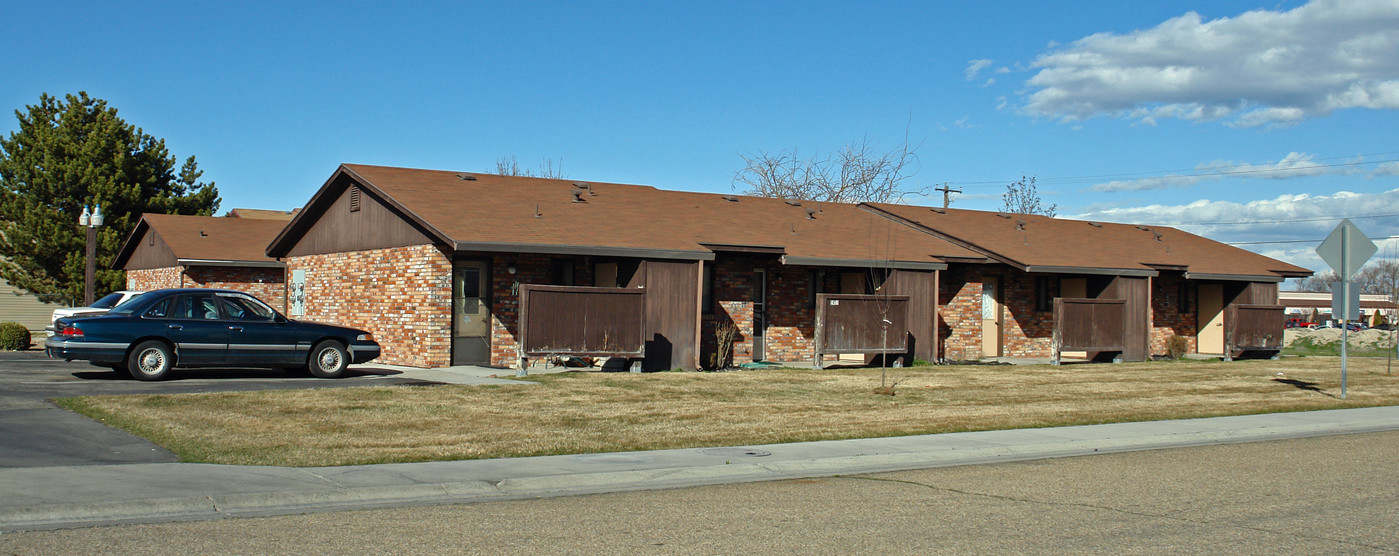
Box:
<box><xmin>107</xmin><ymin>292</ymin><xmax>162</xmax><ymax>315</ymax></box>
<box><xmin>89</xmin><ymin>292</ymin><xmax>127</xmax><ymax>309</ymax></box>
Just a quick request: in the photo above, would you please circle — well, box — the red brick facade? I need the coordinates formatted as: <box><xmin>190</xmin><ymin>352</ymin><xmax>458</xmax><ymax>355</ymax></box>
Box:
<box><xmin>1150</xmin><ymin>274</ymin><xmax>1198</xmax><ymax>355</ymax></box>
<box><xmin>287</xmin><ymin>244</ymin><xmax>452</xmax><ymax>368</ymax></box>
<box><xmin>126</xmin><ymin>266</ymin><xmax>287</xmax><ymax>311</ymax></box>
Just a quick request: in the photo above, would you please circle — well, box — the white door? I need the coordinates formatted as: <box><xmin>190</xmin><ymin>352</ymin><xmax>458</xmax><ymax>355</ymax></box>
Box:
<box><xmin>981</xmin><ymin>277</ymin><xmax>1001</xmax><ymax>358</ymax></box>
<box><xmin>1197</xmin><ymin>284</ymin><xmax>1224</xmax><ymax>354</ymax></box>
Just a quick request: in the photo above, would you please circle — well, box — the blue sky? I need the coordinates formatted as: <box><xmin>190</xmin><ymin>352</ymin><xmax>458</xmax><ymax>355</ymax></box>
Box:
<box><xmin>5</xmin><ymin>0</ymin><xmax>1398</xmax><ymax>277</ymax></box>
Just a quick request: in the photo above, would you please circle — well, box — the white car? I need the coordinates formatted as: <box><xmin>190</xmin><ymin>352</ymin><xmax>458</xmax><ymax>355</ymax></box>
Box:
<box><xmin>45</xmin><ymin>290</ymin><xmax>145</xmax><ymax>336</ymax></box>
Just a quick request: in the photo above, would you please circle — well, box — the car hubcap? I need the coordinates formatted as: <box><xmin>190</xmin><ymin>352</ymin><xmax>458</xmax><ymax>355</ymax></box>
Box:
<box><xmin>319</xmin><ymin>349</ymin><xmax>341</xmax><ymax>371</ymax></box>
<box><xmin>139</xmin><ymin>349</ymin><xmax>164</xmax><ymax>373</ymax></box>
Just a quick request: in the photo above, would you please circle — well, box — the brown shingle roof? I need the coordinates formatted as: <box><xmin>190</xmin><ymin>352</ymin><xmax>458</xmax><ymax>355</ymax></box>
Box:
<box><xmin>119</xmin><ymin>214</ymin><xmax>287</xmax><ymax>265</ymax></box>
<box><xmin>228</xmin><ymin>208</ymin><xmax>298</xmax><ymax>221</ymax></box>
<box><xmin>319</xmin><ymin>164</ymin><xmax>980</xmax><ymax>265</ymax></box>
<box><xmin>863</xmin><ymin>203</ymin><xmax>1312</xmax><ymax>279</ymax></box>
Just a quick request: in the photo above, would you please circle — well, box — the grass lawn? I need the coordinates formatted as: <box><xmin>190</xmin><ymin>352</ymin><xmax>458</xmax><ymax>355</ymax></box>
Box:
<box><xmin>57</xmin><ymin>357</ymin><xmax>1399</xmax><ymax>467</ymax></box>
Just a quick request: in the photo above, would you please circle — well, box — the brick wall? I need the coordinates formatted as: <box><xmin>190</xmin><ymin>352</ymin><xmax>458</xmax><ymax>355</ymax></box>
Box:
<box><xmin>700</xmin><ymin>256</ymin><xmax>841</xmax><ymax>367</ymax></box>
<box><xmin>1150</xmin><ymin>274</ymin><xmax>1198</xmax><ymax>355</ymax></box>
<box><xmin>288</xmin><ymin>244</ymin><xmax>452</xmax><ymax>368</ymax></box>
<box><xmin>939</xmin><ymin>267</ymin><xmax>982</xmax><ymax>361</ymax></box>
<box><xmin>939</xmin><ymin>266</ymin><xmax>1056</xmax><ymax>361</ymax></box>
<box><xmin>126</xmin><ymin>266</ymin><xmax>286</xmax><ymax>311</ymax></box>
<box><xmin>126</xmin><ymin>267</ymin><xmax>183</xmax><ymax>291</ymax></box>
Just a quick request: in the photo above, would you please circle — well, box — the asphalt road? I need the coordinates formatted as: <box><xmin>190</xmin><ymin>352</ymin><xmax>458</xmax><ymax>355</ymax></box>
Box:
<box><xmin>2</xmin><ymin>431</ymin><xmax>1394</xmax><ymax>554</ymax></box>
<box><xmin>0</xmin><ymin>351</ymin><xmax>424</xmax><ymax>468</ymax></box>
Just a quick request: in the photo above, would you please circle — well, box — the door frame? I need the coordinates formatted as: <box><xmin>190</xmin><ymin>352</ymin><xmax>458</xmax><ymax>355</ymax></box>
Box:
<box><xmin>981</xmin><ymin>276</ymin><xmax>1002</xmax><ymax>358</ymax></box>
<box><xmin>451</xmin><ymin>259</ymin><xmax>492</xmax><ymax>365</ymax></box>
<box><xmin>1197</xmin><ymin>283</ymin><xmax>1225</xmax><ymax>355</ymax></box>
<box><xmin>753</xmin><ymin>268</ymin><xmax>767</xmax><ymax>361</ymax></box>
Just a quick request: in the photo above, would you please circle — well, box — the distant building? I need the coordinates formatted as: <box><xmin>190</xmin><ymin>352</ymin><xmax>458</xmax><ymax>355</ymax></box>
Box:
<box><xmin>1279</xmin><ymin>290</ymin><xmax>1396</xmax><ymax>323</ymax></box>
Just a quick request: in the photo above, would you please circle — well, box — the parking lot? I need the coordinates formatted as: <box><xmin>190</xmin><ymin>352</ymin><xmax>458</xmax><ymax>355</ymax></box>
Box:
<box><xmin>0</xmin><ymin>351</ymin><xmax>425</xmax><ymax>468</ymax></box>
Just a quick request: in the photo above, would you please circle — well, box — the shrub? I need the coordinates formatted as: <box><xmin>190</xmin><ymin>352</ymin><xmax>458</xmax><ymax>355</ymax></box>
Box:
<box><xmin>0</xmin><ymin>322</ymin><xmax>31</xmax><ymax>351</ymax></box>
<box><xmin>1165</xmin><ymin>335</ymin><xmax>1189</xmax><ymax>359</ymax></box>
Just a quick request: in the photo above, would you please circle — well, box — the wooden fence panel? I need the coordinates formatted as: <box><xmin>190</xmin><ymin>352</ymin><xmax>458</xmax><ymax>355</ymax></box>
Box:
<box><xmin>520</xmin><ymin>285</ymin><xmax>645</xmax><ymax>358</ymax></box>
<box><xmin>814</xmin><ymin>294</ymin><xmax>909</xmax><ymax>366</ymax></box>
<box><xmin>1224</xmin><ymin>304</ymin><xmax>1284</xmax><ymax>360</ymax></box>
<box><xmin>1053</xmin><ymin>298</ymin><xmax>1126</xmax><ymax>364</ymax></box>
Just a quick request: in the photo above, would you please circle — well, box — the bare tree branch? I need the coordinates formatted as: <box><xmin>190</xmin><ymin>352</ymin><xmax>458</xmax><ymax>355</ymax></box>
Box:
<box><xmin>1001</xmin><ymin>175</ymin><xmax>1056</xmax><ymax>217</ymax></box>
<box><xmin>733</xmin><ymin>129</ymin><xmax>924</xmax><ymax>204</ymax></box>
<box><xmin>496</xmin><ymin>155</ymin><xmax>567</xmax><ymax>179</ymax></box>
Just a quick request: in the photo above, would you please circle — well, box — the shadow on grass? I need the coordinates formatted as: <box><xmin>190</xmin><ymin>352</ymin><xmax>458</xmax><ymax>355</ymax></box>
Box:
<box><xmin>1273</xmin><ymin>377</ymin><xmax>1336</xmax><ymax>398</ymax></box>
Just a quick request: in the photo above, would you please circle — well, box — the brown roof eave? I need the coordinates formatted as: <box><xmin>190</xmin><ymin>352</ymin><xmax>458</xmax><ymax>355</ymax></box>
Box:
<box><xmin>780</xmin><ymin>256</ymin><xmax>946</xmax><ymax>271</ymax></box>
<box><xmin>1024</xmin><ymin>265</ymin><xmax>1158</xmax><ymax>277</ymax></box>
<box><xmin>453</xmin><ymin>241</ymin><xmax>714</xmax><ymax>261</ymax></box>
<box><xmin>1184</xmin><ymin>272</ymin><xmax>1285</xmax><ymax>283</ymax></box>
<box><xmin>177</xmin><ymin>259</ymin><xmax>286</xmax><ymax>269</ymax></box>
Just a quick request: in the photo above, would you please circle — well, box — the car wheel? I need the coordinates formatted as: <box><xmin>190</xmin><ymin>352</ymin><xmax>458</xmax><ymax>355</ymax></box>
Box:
<box><xmin>128</xmin><ymin>341</ymin><xmax>174</xmax><ymax>381</ymax></box>
<box><xmin>309</xmin><ymin>341</ymin><xmax>349</xmax><ymax>378</ymax></box>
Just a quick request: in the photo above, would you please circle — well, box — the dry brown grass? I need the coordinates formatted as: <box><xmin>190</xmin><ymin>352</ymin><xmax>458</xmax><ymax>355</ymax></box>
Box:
<box><xmin>57</xmin><ymin>357</ymin><xmax>1399</xmax><ymax>467</ymax></box>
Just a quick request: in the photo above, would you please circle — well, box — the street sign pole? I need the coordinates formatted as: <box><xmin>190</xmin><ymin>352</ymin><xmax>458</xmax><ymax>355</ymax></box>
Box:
<box><xmin>1316</xmin><ymin>219</ymin><xmax>1376</xmax><ymax>400</ymax></box>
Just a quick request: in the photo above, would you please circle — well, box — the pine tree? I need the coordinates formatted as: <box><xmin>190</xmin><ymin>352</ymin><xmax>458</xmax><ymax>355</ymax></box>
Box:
<box><xmin>0</xmin><ymin>92</ymin><xmax>219</xmax><ymax>303</ymax></box>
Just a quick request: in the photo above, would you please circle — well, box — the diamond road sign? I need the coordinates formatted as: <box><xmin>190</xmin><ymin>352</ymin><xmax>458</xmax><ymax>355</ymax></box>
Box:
<box><xmin>1316</xmin><ymin>219</ymin><xmax>1376</xmax><ymax>280</ymax></box>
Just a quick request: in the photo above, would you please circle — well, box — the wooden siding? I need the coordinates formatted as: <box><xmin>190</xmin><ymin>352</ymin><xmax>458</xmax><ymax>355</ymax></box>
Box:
<box><xmin>641</xmin><ymin>260</ymin><xmax>700</xmax><ymax>370</ymax></box>
<box><xmin>519</xmin><ymin>285</ymin><xmax>646</xmax><ymax>357</ymax></box>
<box><xmin>285</xmin><ymin>182</ymin><xmax>434</xmax><ymax>257</ymax></box>
<box><xmin>121</xmin><ymin>228</ymin><xmax>178</xmax><ymax>270</ymax></box>
<box><xmin>1102</xmin><ymin>276</ymin><xmax>1149</xmax><ymax>361</ymax></box>
<box><xmin>882</xmin><ymin>268</ymin><xmax>938</xmax><ymax>362</ymax></box>
<box><xmin>0</xmin><ymin>278</ymin><xmax>65</xmax><ymax>337</ymax></box>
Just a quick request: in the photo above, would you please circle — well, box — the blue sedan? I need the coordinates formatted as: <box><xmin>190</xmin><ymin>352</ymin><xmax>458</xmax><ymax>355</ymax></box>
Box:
<box><xmin>45</xmin><ymin>288</ymin><xmax>381</xmax><ymax>380</ymax></box>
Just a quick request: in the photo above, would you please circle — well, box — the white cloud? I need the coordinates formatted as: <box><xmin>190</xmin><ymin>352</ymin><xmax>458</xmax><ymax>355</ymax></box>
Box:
<box><xmin>965</xmin><ymin>59</ymin><xmax>993</xmax><ymax>81</ymax></box>
<box><xmin>1071</xmin><ymin>188</ymin><xmax>1399</xmax><ymax>272</ymax></box>
<box><xmin>1088</xmin><ymin>152</ymin><xmax>1358</xmax><ymax>192</ymax></box>
<box><xmin>1021</xmin><ymin>0</ymin><xmax>1399</xmax><ymax>127</ymax></box>
<box><xmin>1373</xmin><ymin>161</ymin><xmax>1399</xmax><ymax>176</ymax></box>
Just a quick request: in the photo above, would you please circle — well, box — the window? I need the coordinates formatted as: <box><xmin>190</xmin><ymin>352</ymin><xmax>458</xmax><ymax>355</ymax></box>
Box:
<box><xmin>217</xmin><ymin>294</ymin><xmax>276</xmax><ymax>321</ymax></box>
<box><xmin>143</xmin><ymin>298</ymin><xmax>171</xmax><ymax>319</ymax></box>
<box><xmin>550</xmin><ymin>259</ymin><xmax>574</xmax><ymax>286</ymax></box>
<box><xmin>1035</xmin><ymin>276</ymin><xmax>1053</xmax><ymax>311</ymax></box>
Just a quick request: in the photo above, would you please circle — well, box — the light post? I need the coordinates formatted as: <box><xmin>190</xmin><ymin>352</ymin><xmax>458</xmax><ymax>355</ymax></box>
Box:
<box><xmin>78</xmin><ymin>204</ymin><xmax>104</xmax><ymax>306</ymax></box>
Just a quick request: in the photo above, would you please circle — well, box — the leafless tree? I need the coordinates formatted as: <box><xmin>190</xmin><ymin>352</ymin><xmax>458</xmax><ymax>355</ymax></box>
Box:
<box><xmin>733</xmin><ymin>133</ymin><xmax>924</xmax><ymax>204</ymax></box>
<box><xmin>1295</xmin><ymin>261</ymin><xmax>1399</xmax><ymax>294</ymax></box>
<box><xmin>1001</xmin><ymin>175</ymin><xmax>1056</xmax><ymax>217</ymax></box>
<box><xmin>496</xmin><ymin>155</ymin><xmax>567</xmax><ymax>179</ymax></box>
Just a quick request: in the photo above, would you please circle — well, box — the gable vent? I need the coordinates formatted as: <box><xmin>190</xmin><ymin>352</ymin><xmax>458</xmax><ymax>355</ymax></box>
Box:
<box><xmin>350</xmin><ymin>186</ymin><xmax>362</xmax><ymax>212</ymax></box>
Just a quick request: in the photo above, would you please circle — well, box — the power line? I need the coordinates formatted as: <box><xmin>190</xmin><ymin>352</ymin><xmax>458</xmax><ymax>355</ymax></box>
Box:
<box><xmin>1169</xmin><ymin>213</ymin><xmax>1399</xmax><ymax>227</ymax></box>
<box><xmin>1228</xmin><ymin>235</ymin><xmax>1399</xmax><ymax>246</ymax></box>
<box><xmin>940</xmin><ymin>150</ymin><xmax>1399</xmax><ymax>189</ymax></box>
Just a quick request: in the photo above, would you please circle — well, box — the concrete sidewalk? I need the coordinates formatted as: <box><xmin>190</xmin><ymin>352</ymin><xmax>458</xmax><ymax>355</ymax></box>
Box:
<box><xmin>4</xmin><ymin>406</ymin><xmax>1398</xmax><ymax>532</ymax></box>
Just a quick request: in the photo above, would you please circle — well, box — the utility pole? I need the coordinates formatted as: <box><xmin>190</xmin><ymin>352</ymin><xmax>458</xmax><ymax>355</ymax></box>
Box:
<box><xmin>934</xmin><ymin>183</ymin><xmax>961</xmax><ymax>209</ymax></box>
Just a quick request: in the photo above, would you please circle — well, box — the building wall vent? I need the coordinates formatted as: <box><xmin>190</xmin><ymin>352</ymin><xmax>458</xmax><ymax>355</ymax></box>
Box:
<box><xmin>350</xmin><ymin>186</ymin><xmax>362</xmax><ymax>212</ymax></box>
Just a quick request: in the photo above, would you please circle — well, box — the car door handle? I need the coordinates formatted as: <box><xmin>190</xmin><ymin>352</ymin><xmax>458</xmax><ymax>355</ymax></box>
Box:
<box><xmin>228</xmin><ymin>326</ymin><xmax>244</xmax><ymax>332</ymax></box>
<box><xmin>168</xmin><ymin>324</ymin><xmax>183</xmax><ymax>330</ymax></box>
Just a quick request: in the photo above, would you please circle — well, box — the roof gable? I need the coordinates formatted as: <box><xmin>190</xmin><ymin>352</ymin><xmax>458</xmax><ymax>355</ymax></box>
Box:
<box><xmin>115</xmin><ymin>214</ymin><xmax>288</xmax><ymax>269</ymax></box>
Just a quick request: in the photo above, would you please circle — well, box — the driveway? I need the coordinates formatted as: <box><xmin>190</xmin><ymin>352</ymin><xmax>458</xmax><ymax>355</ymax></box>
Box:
<box><xmin>0</xmin><ymin>351</ymin><xmax>425</xmax><ymax>468</ymax></box>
